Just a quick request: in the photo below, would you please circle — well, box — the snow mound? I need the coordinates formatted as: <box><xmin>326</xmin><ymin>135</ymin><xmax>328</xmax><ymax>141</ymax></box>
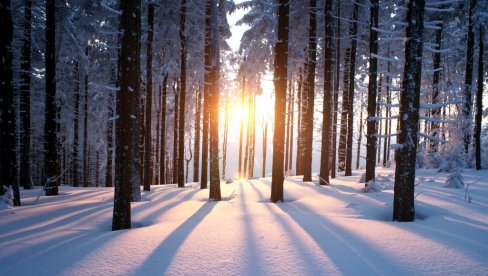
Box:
<box><xmin>0</xmin><ymin>185</ymin><xmax>13</xmax><ymax>209</ymax></box>
<box><xmin>444</xmin><ymin>170</ymin><xmax>464</xmax><ymax>189</ymax></box>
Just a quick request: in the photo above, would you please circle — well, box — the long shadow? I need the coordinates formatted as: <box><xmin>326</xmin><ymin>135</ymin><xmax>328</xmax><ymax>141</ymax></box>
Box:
<box><xmin>133</xmin><ymin>202</ymin><xmax>217</xmax><ymax>275</ymax></box>
<box><xmin>277</xmin><ymin>201</ymin><xmax>413</xmax><ymax>275</ymax></box>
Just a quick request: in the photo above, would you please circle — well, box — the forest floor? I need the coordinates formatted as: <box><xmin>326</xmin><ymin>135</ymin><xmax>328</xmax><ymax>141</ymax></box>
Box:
<box><xmin>1</xmin><ymin>167</ymin><xmax>487</xmax><ymax>275</ymax></box>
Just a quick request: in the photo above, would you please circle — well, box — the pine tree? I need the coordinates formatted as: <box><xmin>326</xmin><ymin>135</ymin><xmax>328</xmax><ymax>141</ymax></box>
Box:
<box><xmin>475</xmin><ymin>29</ymin><xmax>484</xmax><ymax>170</ymax></box>
<box><xmin>463</xmin><ymin>0</ymin><xmax>477</xmax><ymax>156</ymax></box>
<box><xmin>393</xmin><ymin>0</ymin><xmax>426</xmax><ymax>222</ymax></box>
<box><xmin>271</xmin><ymin>0</ymin><xmax>289</xmax><ymax>203</ymax></box>
<box><xmin>160</xmin><ymin>73</ymin><xmax>168</xmax><ymax>184</ymax></box>
<box><xmin>178</xmin><ymin>0</ymin><xmax>188</xmax><ymax>188</ymax></box>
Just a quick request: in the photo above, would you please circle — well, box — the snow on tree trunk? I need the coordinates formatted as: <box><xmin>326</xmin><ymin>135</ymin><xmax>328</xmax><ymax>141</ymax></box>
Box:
<box><xmin>463</xmin><ymin>0</ymin><xmax>477</xmax><ymax>156</ymax></box>
<box><xmin>393</xmin><ymin>0</ymin><xmax>426</xmax><ymax>222</ymax></box>
<box><xmin>475</xmin><ymin>29</ymin><xmax>484</xmax><ymax>170</ymax></box>
<box><xmin>193</xmin><ymin>87</ymin><xmax>202</xmax><ymax>182</ymax></box>
<box><xmin>271</xmin><ymin>0</ymin><xmax>289</xmax><ymax>203</ymax></box>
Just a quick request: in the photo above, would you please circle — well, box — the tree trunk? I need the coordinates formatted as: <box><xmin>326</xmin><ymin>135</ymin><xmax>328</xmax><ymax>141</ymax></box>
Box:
<box><xmin>44</xmin><ymin>0</ymin><xmax>58</xmax><ymax>196</ymax></box>
<box><xmin>295</xmin><ymin>71</ymin><xmax>304</xmax><ymax>175</ymax></box>
<box><xmin>193</xmin><ymin>87</ymin><xmax>202</xmax><ymax>182</ymax></box>
<box><xmin>106</xmin><ymin>66</ymin><xmax>116</xmax><ymax>187</ymax></box>
<box><xmin>238</xmin><ymin>76</ymin><xmax>245</xmax><ymax>178</ymax></box>
<box><xmin>302</xmin><ymin>0</ymin><xmax>317</xmax><ymax>182</ymax></box>
<box><xmin>73</xmin><ymin>62</ymin><xmax>81</xmax><ymax>187</ymax></box>
<box><xmin>208</xmin><ymin>0</ymin><xmax>221</xmax><ymax>201</ymax></box>
<box><xmin>185</xmin><ymin>138</ymin><xmax>192</xmax><ymax>183</ymax></box>
<box><xmin>288</xmin><ymin>80</ymin><xmax>295</xmax><ymax>172</ymax></box>
<box><xmin>222</xmin><ymin>102</ymin><xmax>229</xmax><ymax>179</ymax></box>
<box><xmin>160</xmin><ymin>73</ymin><xmax>168</xmax><ymax>184</ymax></box>
<box><xmin>20</xmin><ymin>0</ymin><xmax>32</xmax><ymax>190</ymax></box>
<box><xmin>284</xmin><ymin>78</ymin><xmax>292</xmax><ymax>172</ymax></box>
<box><xmin>113</xmin><ymin>0</ymin><xmax>141</xmax><ymax>230</ymax></box>
<box><xmin>463</xmin><ymin>0</ymin><xmax>477</xmax><ymax>156</ymax></box>
<box><xmin>178</xmin><ymin>0</ymin><xmax>187</xmax><ymax>188</ymax></box>
<box><xmin>345</xmin><ymin>1</ymin><xmax>359</xmax><ymax>177</ymax></box>
<box><xmin>143</xmin><ymin>3</ymin><xmax>154</xmax><ymax>191</ymax></box>
<box><xmin>331</xmin><ymin>1</ymin><xmax>341</xmax><ymax>179</ymax></box>
<box><xmin>319</xmin><ymin>0</ymin><xmax>333</xmax><ymax>186</ymax></box>
<box><xmin>270</xmin><ymin>0</ymin><xmax>289</xmax><ymax>203</ymax></box>
<box><xmin>338</xmin><ymin>48</ymin><xmax>350</xmax><ymax>172</ymax></box>
<box><xmin>201</xmin><ymin>0</ymin><xmax>211</xmax><ymax>189</ymax></box>
<box><xmin>475</xmin><ymin>29</ymin><xmax>484</xmax><ymax>170</ymax></box>
<box><xmin>356</xmin><ymin>91</ymin><xmax>363</xmax><ymax>170</ymax></box>
<box><xmin>430</xmin><ymin>20</ymin><xmax>443</xmax><ymax>154</ymax></box>
<box><xmin>83</xmin><ymin>46</ymin><xmax>89</xmax><ymax>187</ymax></box>
<box><xmin>365</xmin><ymin>0</ymin><xmax>379</xmax><ymax>184</ymax></box>
<box><xmin>393</xmin><ymin>0</ymin><xmax>425</xmax><ymax>222</ymax></box>
<box><xmin>173</xmin><ymin>80</ymin><xmax>179</xmax><ymax>184</ymax></box>
<box><xmin>262</xmin><ymin>121</ymin><xmax>268</xmax><ymax>178</ymax></box>
<box><xmin>0</xmin><ymin>0</ymin><xmax>20</xmax><ymax>205</ymax></box>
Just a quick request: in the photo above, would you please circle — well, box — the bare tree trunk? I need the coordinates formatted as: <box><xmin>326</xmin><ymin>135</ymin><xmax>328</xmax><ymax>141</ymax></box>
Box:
<box><xmin>393</xmin><ymin>0</ymin><xmax>425</xmax><ymax>222</ymax></box>
<box><xmin>143</xmin><ymin>3</ymin><xmax>154</xmax><ymax>191</ymax></box>
<box><xmin>331</xmin><ymin>0</ymin><xmax>341</xmax><ymax>179</ymax></box>
<box><xmin>201</xmin><ymin>0</ymin><xmax>211</xmax><ymax>189</ymax></box>
<box><xmin>222</xmin><ymin>101</ymin><xmax>229</xmax><ymax>179</ymax></box>
<box><xmin>270</xmin><ymin>0</ymin><xmax>289</xmax><ymax>202</ymax></box>
<box><xmin>83</xmin><ymin>46</ymin><xmax>89</xmax><ymax>187</ymax></box>
<box><xmin>20</xmin><ymin>0</ymin><xmax>32</xmax><ymax>190</ymax></box>
<box><xmin>106</xmin><ymin>66</ymin><xmax>116</xmax><ymax>187</ymax></box>
<box><xmin>73</xmin><ymin>62</ymin><xmax>81</xmax><ymax>187</ymax></box>
<box><xmin>284</xmin><ymin>78</ymin><xmax>292</xmax><ymax>173</ymax></box>
<box><xmin>463</xmin><ymin>0</ymin><xmax>477</xmax><ymax>156</ymax></box>
<box><xmin>319</xmin><ymin>0</ymin><xmax>334</xmax><ymax>185</ymax></box>
<box><xmin>113</xmin><ymin>0</ymin><xmax>141</xmax><ymax>230</ymax></box>
<box><xmin>338</xmin><ymin>48</ymin><xmax>350</xmax><ymax>172</ymax></box>
<box><xmin>262</xmin><ymin>120</ymin><xmax>268</xmax><ymax>178</ymax></box>
<box><xmin>356</xmin><ymin>90</ymin><xmax>363</xmax><ymax>170</ymax></box>
<box><xmin>193</xmin><ymin>87</ymin><xmax>202</xmax><ymax>182</ymax></box>
<box><xmin>178</xmin><ymin>0</ymin><xmax>187</xmax><ymax>188</ymax></box>
<box><xmin>248</xmin><ymin>93</ymin><xmax>256</xmax><ymax>177</ymax></box>
<box><xmin>173</xmin><ymin>80</ymin><xmax>179</xmax><ymax>184</ymax></box>
<box><xmin>295</xmin><ymin>72</ymin><xmax>304</xmax><ymax>175</ymax></box>
<box><xmin>475</xmin><ymin>29</ymin><xmax>484</xmax><ymax>170</ymax></box>
<box><xmin>160</xmin><ymin>73</ymin><xmax>168</xmax><ymax>184</ymax></box>
<box><xmin>238</xmin><ymin>76</ymin><xmax>245</xmax><ymax>178</ymax></box>
<box><xmin>185</xmin><ymin>137</ymin><xmax>192</xmax><ymax>183</ymax></box>
<box><xmin>303</xmin><ymin>0</ymin><xmax>317</xmax><ymax>182</ymax></box>
<box><xmin>365</xmin><ymin>0</ymin><xmax>379</xmax><ymax>184</ymax></box>
<box><xmin>288</xmin><ymin>80</ymin><xmax>295</xmax><ymax>172</ymax></box>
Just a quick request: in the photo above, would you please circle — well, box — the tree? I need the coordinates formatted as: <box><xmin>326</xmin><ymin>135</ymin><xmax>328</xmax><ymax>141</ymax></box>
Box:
<box><xmin>463</xmin><ymin>0</ymin><xmax>477</xmax><ymax>156</ymax></box>
<box><xmin>271</xmin><ymin>0</ymin><xmax>289</xmax><ymax>203</ymax></box>
<box><xmin>113</xmin><ymin>0</ymin><xmax>142</xmax><ymax>231</ymax></box>
<box><xmin>44</xmin><ymin>0</ymin><xmax>59</xmax><ymax>196</ymax></box>
<box><xmin>160</xmin><ymin>73</ymin><xmax>168</xmax><ymax>184</ymax></box>
<box><xmin>475</xmin><ymin>29</ymin><xmax>484</xmax><ymax>170</ymax></box>
<box><xmin>365</xmin><ymin>0</ymin><xmax>379</xmax><ymax>184</ymax></box>
<box><xmin>178</xmin><ymin>0</ymin><xmax>188</xmax><ymax>188</ymax></box>
<box><xmin>83</xmin><ymin>46</ymin><xmax>89</xmax><ymax>187</ymax></box>
<box><xmin>0</xmin><ymin>0</ymin><xmax>20</xmax><ymax>205</ymax></box>
<box><xmin>393</xmin><ymin>0</ymin><xmax>426</xmax><ymax>222</ymax></box>
<box><xmin>319</xmin><ymin>0</ymin><xmax>334</xmax><ymax>186</ymax></box>
<box><xmin>143</xmin><ymin>3</ymin><xmax>155</xmax><ymax>191</ymax></box>
<box><xmin>73</xmin><ymin>62</ymin><xmax>81</xmax><ymax>187</ymax></box>
<box><xmin>302</xmin><ymin>0</ymin><xmax>317</xmax><ymax>182</ymax></box>
<box><xmin>193</xmin><ymin>88</ymin><xmax>202</xmax><ymax>182</ymax></box>
<box><xmin>201</xmin><ymin>0</ymin><xmax>211</xmax><ymax>189</ymax></box>
<box><xmin>20</xmin><ymin>0</ymin><xmax>33</xmax><ymax>190</ymax></box>
<box><xmin>208</xmin><ymin>0</ymin><xmax>221</xmax><ymax>201</ymax></box>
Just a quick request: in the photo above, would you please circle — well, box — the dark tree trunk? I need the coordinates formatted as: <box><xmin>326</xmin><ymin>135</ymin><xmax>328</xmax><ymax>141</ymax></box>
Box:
<box><xmin>44</xmin><ymin>0</ymin><xmax>58</xmax><ymax>196</ymax></box>
<box><xmin>178</xmin><ymin>0</ymin><xmax>187</xmax><ymax>188</ymax></box>
<box><xmin>331</xmin><ymin>1</ymin><xmax>341</xmax><ymax>179</ymax></box>
<box><xmin>113</xmin><ymin>0</ymin><xmax>141</xmax><ymax>231</ymax></box>
<box><xmin>20</xmin><ymin>0</ymin><xmax>32</xmax><ymax>190</ymax></box>
<box><xmin>393</xmin><ymin>0</ymin><xmax>425</xmax><ymax>222</ymax></box>
<box><xmin>262</xmin><ymin>121</ymin><xmax>268</xmax><ymax>178</ymax></box>
<box><xmin>288</xmin><ymin>80</ymin><xmax>295</xmax><ymax>172</ymax></box>
<box><xmin>475</xmin><ymin>29</ymin><xmax>484</xmax><ymax>170</ymax></box>
<box><xmin>160</xmin><ymin>73</ymin><xmax>168</xmax><ymax>184</ymax></box>
<box><xmin>338</xmin><ymin>48</ymin><xmax>351</xmax><ymax>172</ymax></box>
<box><xmin>319</xmin><ymin>0</ymin><xmax>334</xmax><ymax>186</ymax></box>
<box><xmin>193</xmin><ymin>87</ymin><xmax>202</xmax><ymax>182</ymax></box>
<box><xmin>201</xmin><ymin>0</ymin><xmax>211</xmax><ymax>189</ymax></box>
<box><xmin>173</xmin><ymin>80</ymin><xmax>179</xmax><ymax>184</ymax></box>
<box><xmin>238</xmin><ymin>76</ymin><xmax>245</xmax><ymax>178</ymax></box>
<box><xmin>106</xmin><ymin>66</ymin><xmax>116</xmax><ymax>187</ymax></box>
<box><xmin>365</xmin><ymin>0</ymin><xmax>379</xmax><ymax>184</ymax></box>
<box><xmin>143</xmin><ymin>3</ymin><xmax>154</xmax><ymax>191</ymax></box>
<box><xmin>463</xmin><ymin>0</ymin><xmax>477</xmax><ymax>156</ymax></box>
<box><xmin>302</xmin><ymin>0</ymin><xmax>317</xmax><ymax>182</ymax></box>
<box><xmin>0</xmin><ymin>0</ymin><xmax>20</xmax><ymax>205</ymax></box>
<box><xmin>295</xmin><ymin>71</ymin><xmax>304</xmax><ymax>175</ymax></box>
<box><xmin>83</xmin><ymin>46</ymin><xmax>89</xmax><ymax>187</ymax></box>
<box><xmin>73</xmin><ymin>62</ymin><xmax>81</xmax><ymax>187</ymax></box>
<box><xmin>208</xmin><ymin>0</ymin><xmax>221</xmax><ymax>201</ymax></box>
<box><xmin>345</xmin><ymin>1</ymin><xmax>359</xmax><ymax>176</ymax></box>
<box><xmin>356</xmin><ymin>91</ymin><xmax>363</xmax><ymax>170</ymax></box>
<box><xmin>285</xmin><ymin>79</ymin><xmax>292</xmax><ymax>172</ymax></box>
<box><xmin>222</xmin><ymin>102</ymin><xmax>229</xmax><ymax>179</ymax></box>
<box><xmin>430</xmin><ymin>20</ymin><xmax>443</xmax><ymax>153</ymax></box>
<box><xmin>270</xmin><ymin>0</ymin><xmax>289</xmax><ymax>203</ymax></box>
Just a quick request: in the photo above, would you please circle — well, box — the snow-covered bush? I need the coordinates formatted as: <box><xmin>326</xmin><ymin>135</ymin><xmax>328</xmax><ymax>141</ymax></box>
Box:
<box><xmin>364</xmin><ymin>180</ymin><xmax>383</xmax><ymax>193</ymax></box>
<box><xmin>437</xmin><ymin>142</ymin><xmax>466</xmax><ymax>172</ymax></box>
<box><xmin>444</xmin><ymin>170</ymin><xmax>464</xmax><ymax>189</ymax></box>
<box><xmin>0</xmin><ymin>185</ymin><xmax>14</xmax><ymax>209</ymax></box>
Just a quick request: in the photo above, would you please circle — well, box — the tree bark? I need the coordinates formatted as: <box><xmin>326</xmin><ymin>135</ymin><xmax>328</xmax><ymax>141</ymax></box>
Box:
<box><xmin>201</xmin><ymin>0</ymin><xmax>211</xmax><ymax>189</ymax></box>
<box><xmin>193</xmin><ymin>87</ymin><xmax>202</xmax><ymax>182</ymax></box>
<box><xmin>178</xmin><ymin>0</ymin><xmax>187</xmax><ymax>188</ymax></box>
<box><xmin>365</xmin><ymin>0</ymin><xmax>379</xmax><ymax>184</ymax></box>
<box><xmin>73</xmin><ymin>62</ymin><xmax>81</xmax><ymax>187</ymax></box>
<box><xmin>222</xmin><ymin>102</ymin><xmax>229</xmax><ymax>179</ymax></box>
<box><xmin>143</xmin><ymin>3</ymin><xmax>154</xmax><ymax>191</ymax></box>
<box><xmin>319</xmin><ymin>0</ymin><xmax>333</xmax><ymax>186</ymax></box>
<box><xmin>338</xmin><ymin>48</ymin><xmax>350</xmax><ymax>172</ymax></box>
<box><xmin>238</xmin><ymin>76</ymin><xmax>245</xmax><ymax>178</ymax></box>
<box><xmin>83</xmin><ymin>46</ymin><xmax>89</xmax><ymax>187</ymax></box>
<box><xmin>262</xmin><ymin>121</ymin><xmax>268</xmax><ymax>178</ymax></box>
<box><xmin>430</xmin><ymin>20</ymin><xmax>443</xmax><ymax>154</ymax></box>
<box><xmin>302</xmin><ymin>0</ymin><xmax>317</xmax><ymax>182</ymax></box>
<box><xmin>113</xmin><ymin>0</ymin><xmax>141</xmax><ymax>230</ymax></box>
<box><xmin>463</xmin><ymin>0</ymin><xmax>477</xmax><ymax>156</ymax></box>
<box><xmin>475</xmin><ymin>29</ymin><xmax>484</xmax><ymax>170</ymax></box>
<box><xmin>160</xmin><ymin>73</ymin><xmax>168</xmax><ymax>184</ymax></box>
<box><xmin>44</xmin><ymin>0</ymin><xmax>58</xmax><ymax>196</ymax></box>
<box><xmin>331</xmin><ymin>1</ymin><xmax>341</xmax><ymax>179</ymax></box>
<box><xmin>393</xmin><ymin>0</ymin><xmax>425</xmax><ymax>222</ymax></box>
<box><xmin>173</xmin><ymin>80</ymin><xmax>179</xmax><ymax>184</ymax></box>
<box><xmin>270</xmin><ymin>0</ymin><xmax>289</xmax><ymax>203</ymax></box>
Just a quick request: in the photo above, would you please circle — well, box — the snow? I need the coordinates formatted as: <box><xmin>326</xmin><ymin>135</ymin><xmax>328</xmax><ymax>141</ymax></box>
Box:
<box><xmin>1</xmin><ymin>167</ymin><xmax>488</xmax><ymax>275</ymax></box>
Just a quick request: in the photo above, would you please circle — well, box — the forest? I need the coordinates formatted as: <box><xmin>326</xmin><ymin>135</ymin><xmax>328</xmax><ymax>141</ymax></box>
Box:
<box><xmin>0</xmin><ymin>0</ymin><xmax>488</xmax><ymax>273</ymax></box>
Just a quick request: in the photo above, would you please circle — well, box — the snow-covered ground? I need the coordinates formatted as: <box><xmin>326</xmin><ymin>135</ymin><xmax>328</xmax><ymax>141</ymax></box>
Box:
<box><xmin>1</xmin><ymin>167</ymin><xmax>487</xmax><ymax>275</ymax></box>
